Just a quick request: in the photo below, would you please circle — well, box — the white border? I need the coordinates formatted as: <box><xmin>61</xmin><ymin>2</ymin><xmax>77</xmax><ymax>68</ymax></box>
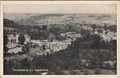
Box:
<box><xmin>0</xmin><ymin>1</ymin><xmax>120</xmax><ymax>78</ymax></box>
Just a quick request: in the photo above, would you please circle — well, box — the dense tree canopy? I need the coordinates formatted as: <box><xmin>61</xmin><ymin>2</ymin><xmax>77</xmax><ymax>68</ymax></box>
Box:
<box><xmin>18</xmin><ymin>34</ymin><xmax>25</xmax><ymax>45</ymax></box>
<box><xmin>4</xmin><ymin>34</ymin><xmax>8</xmax><ymax>45</ymax></box>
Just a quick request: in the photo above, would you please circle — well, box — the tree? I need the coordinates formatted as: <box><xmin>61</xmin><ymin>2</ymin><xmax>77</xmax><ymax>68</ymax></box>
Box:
<box><xmin>42</xmin><ymin>25</ymin><xmax>47</xmax><ymax>31</ymax></box>
<box><xmin>50</xmin><ymin>26</ymin><xmax>60</xmax><ymax>35</ymax></box>
<box><xmin>104</xmin><ymin>23</ymin><xmax>107</xmax><ymax>31</ymax></box>
<box><xmin>18</xmin><ymin>34</ymin><xmax>25</xmax><ymax>45</ymax></box>
<box><xmin>22</xmin><ymin>45</ymin><xmax>29</xmax><ymax>53</ymax></box>
<box><xmin>41</xmin><ymin>31</ymin><xmax>50</xmax><ymax>40</ymax></box>
<box><xmin>4</xmin><ymin>34</ymin><xmax>9</xmax><ymax>53</ymax></box>
<box><xmin>71</xmin><ymin>34</ymin><xmax>101</xmax><ymax>49</ymax></box>
<box><xmin>92</xmin><ymin>24</ymin><xmax>96</xmax><ymax>32</ymax></box>
<box><xmin>4</xmin><ymin>19</ymin><xmax>18</xmax><ymax>28</ymax></box>
<box><xmin>80</xmin><ymin>29</ymin><xmax>90</xmax><ymax>36</ymax></box>
<box><xmin>4</xmin><ymin>34</ymin><xmax>8</xmax><ymax>45</ymax></box>
<box><xmin>108</xmin><ymin>40</ymin><xmax>116</xmax><ymax>51</ymax></box>
<box><xmin>50</xmin><ymin>27</ymin><xmax>63</xmax><ymax>40</ymax></box>
<box><xmin>89</xmin><ymin>34</ymin><xmax>101</xmax><ymax>49</ymax></box>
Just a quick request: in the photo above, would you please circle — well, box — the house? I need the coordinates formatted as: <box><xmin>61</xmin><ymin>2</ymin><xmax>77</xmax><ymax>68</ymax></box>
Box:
<box><xmin>24</xmin><ymin>34</ymin><xmax>31</xmax><ymax>44</ymax></box>
<box><xmin>103</xmin><ymin>60</ymin><xmax>116</xmax><ymax>68</ymax></box>
<box><xmin>8</xmin><ymin>47</ymin><xmax>23</xmax><ymax>54</ymax></box>
<box><xmin>7</xmin><ymin>34</ymin><xmax>16</xmax><ymax>43</ymax></box>
<box><xmin>100</xmin><ymin>31</ymin><xmax>116</xmax><ymax>42</ymax></box>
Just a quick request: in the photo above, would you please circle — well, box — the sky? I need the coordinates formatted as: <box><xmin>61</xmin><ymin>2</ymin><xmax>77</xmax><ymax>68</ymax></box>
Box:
<box><xmin>3</xmin><ymin>4</ymin><xmax>116</xmax><ymax>14</ymax></box>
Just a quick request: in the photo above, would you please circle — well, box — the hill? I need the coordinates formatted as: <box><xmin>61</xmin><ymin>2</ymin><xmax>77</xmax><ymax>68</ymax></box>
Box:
<box><xmin>4</xmin><ymin>13</ymin><xmax>117</xmax><ymax>26</ymax></box>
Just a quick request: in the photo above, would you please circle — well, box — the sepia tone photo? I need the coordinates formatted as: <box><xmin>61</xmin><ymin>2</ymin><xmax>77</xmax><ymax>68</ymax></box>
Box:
<box><xmin>1</xmin><ymin>2</ymin><xmax>118</xmax><ymax>76</ymax></box>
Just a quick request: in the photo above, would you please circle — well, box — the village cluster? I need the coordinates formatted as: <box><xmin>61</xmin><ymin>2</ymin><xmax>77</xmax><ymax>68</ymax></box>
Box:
<box><xmin>5</xmin><ymin>23</ymin><xmax>116</xmax><ymax>56</ymax></box>
<box><xmin>6</xmin><ymin>31</ymin><xmax>80</xmax><ymax>54</ymax></box>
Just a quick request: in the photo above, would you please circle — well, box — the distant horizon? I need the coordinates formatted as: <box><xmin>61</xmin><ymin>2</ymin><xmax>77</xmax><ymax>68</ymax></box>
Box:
<box><xmin>3</xmin><ymin>12</ymin><xmax>116</xmax><ymax>15</ymax></box>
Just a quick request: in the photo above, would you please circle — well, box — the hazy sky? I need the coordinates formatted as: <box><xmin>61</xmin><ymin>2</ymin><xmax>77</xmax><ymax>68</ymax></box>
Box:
<box><xmin>4</xmin><ymin>4</ymin><xmax>116</xmax><ymax>14</ymax></box>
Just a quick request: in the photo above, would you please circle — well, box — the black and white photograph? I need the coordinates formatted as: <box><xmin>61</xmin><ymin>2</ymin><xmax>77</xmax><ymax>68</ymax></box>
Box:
<box><xmin>2</xmin><ymin>2</ymin><xmax>117</xmax><ymax>75</ymax></box>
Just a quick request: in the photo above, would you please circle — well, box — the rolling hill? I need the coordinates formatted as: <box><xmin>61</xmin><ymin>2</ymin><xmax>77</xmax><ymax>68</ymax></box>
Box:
<box><xmin>4</xmin><ymin>13</ymin><xmax>117</xmax><ymax>26</ymax></box>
